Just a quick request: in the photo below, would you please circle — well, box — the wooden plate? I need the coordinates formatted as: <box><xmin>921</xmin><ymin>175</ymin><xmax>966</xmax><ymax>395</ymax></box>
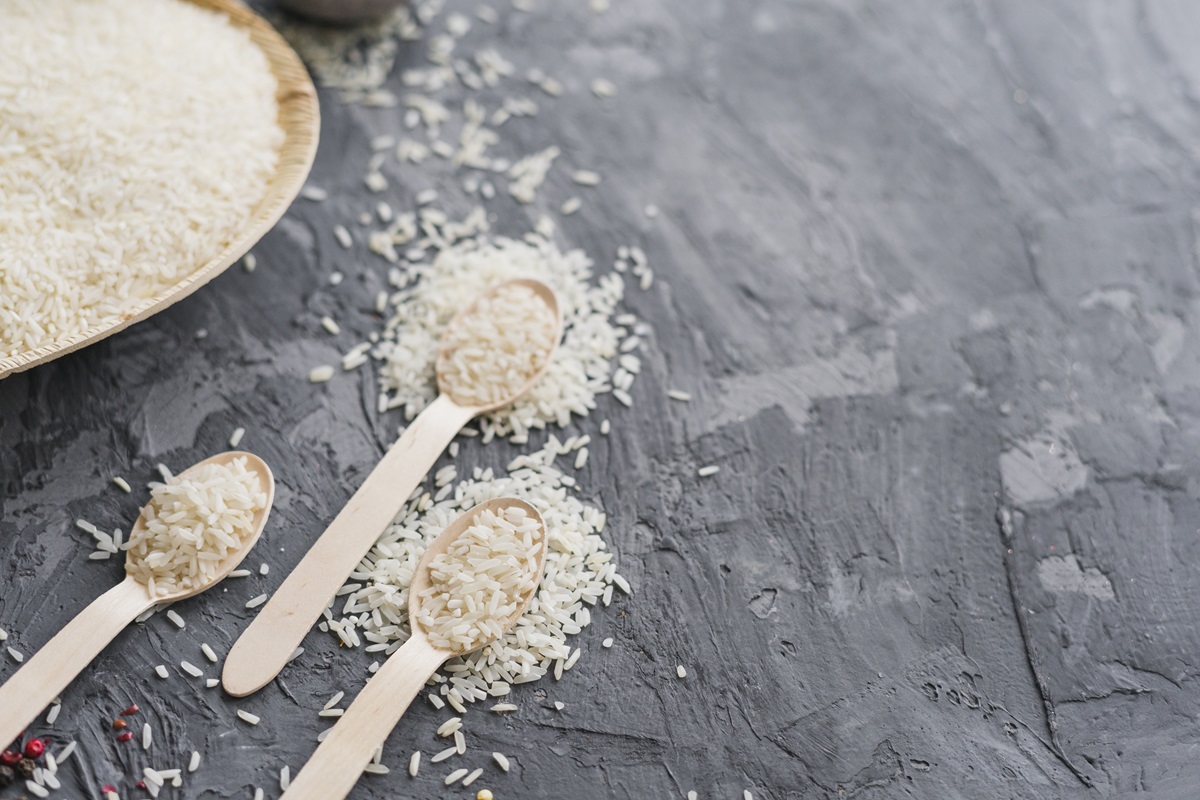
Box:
<box><xmin>0</xmin><ymin>0</ymin><xmax>320</xmax><ymax>380</ymax></box>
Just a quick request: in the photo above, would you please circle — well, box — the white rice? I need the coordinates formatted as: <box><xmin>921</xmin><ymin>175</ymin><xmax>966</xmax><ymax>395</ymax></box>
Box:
<box><xmin>668</xmin><ymin>389</ymin><xmax>692</xmax><ymax>402</ymax></box>
<box><xmin>113</xmin><ymin>477</ymin><xmax>132</xmax><ymax>494</ymax></box>
<box><xmin>309</xmin><ymin>365</ymin><xmax>336</xmax><ymax>383</ymax></box>
<box><xmin>323</xmin><ymin>691</ymin><xmax>345</xmax><ymax>710</ymax></box>
<box><xmin>677</xmin><ymin>664</ymin><xmax>687</xmax><ymax>679</ymax></box>
<box><xmin>166</xmin><ymin>610</ymin><xmax>186</xmax><ymax>629</ymax></box>
<box><xmin>416</xmin><ymin>506</ymin><xmax>543</xmax><ymax>651</ymax></box>
<box><xmin>493</xmin><ymin>752</ymin><xmax>510</xmax><ymax>772</ymax></box>
<box><xmin>572</xmin><ymin>169</ymin><xmax>602</xmax><ymax>186</ymax></box>
<box><xmin>56</xmin><ymin>742</ymin><xmax>77</xmax><ymax>763</ymax></box>
<box><xmin>330</xmin><ymin>438</ymin><xmax>623</xmax><ymax>707</ymax></box>
<box><xmin>188</xmin><ymin>751</ymin><xmax>200</xmax><ymax>772</ymax></box>
<box><xmin>181</xmin><ymin>661</ymin><xmax>204</xmax><ymax>678</ymax></box>
<box><xmin>431</xmin><ymin>747</ymin><xmax>457</xmax><ymax>764</ymax></box>
<box><xmin>0</xmin><ymin>0</ymin><xmax>282</xmax><ymax>360</ymax></box>
<box><xmin>436</xmin><ymin>717</ymin><xmax>463</xmax><ymax>737</ymax></box>
<box><xmin>697</xmin><ymin>465</ymin><xmax>720</xmax><ymax>477</ymax></box>
<box><xmin>553</xmin><ymin>701</ymin><xmax>565</xmax><ymax>711</ymax></box>
<box><xmin>201</xmin><ymin>643</ymin><xmax>218</xmax><ymax>663</ymax></box>
<box><xmin>155</xmin><ymin>665</ymin><xmax>169</xmax><ymax>679</ymax></box>
<box><xmin>142</xmin><ymin>722</ymin><xmax>152</xmax><ymax>750</ymax></box>
<box><xmin>437</xmin><ymin>282</ymin><xmax>558</xmax><ymax>408</ymax></box>
<box><xmin>45</xmin><ymin>703</ymin><xmax>61</xmax><ymax>725</ymax></box>
<box><xmin>374</xmin><ymin>232</ymin><xmax>635</xmax><ymax>441</ymax></box>
<box><xmin>602</xmin><ymin>637</ymin><xmax>613</xmax><ymax>648</ymax></box>
<box><xmin>237</xmin><ymin>709</ymin><xmax>260</xmax><ymax>725</ymax></box>
<box><xmin>444</xmin><ymin>768</ymin><xmax>468</xmax><ymax>785</ymax></box>
<box><xmin>123</xmin><ymin>458</ymin><xmax>265</xmax><ymax>597</ymax></box>
<box><xmin>25</xmin><ymin>781</ymin><xmax>48</xmax><ymax>798</ymax></box>
<box><xmin>462</xmin><ymin>767</ymin><xmax>483</xmax><ymax>786</ymax></box>
<box><xmin>590</xmin><ymin>78</ymin><xmax>617</xmax><ymax>97</ymax></box>
<box><xmin>279</xmin><ymin>766</ymin><xmax>290</xmax><ymax>790</ymax></box>
<box><xmin>7</xmin><ymin>646</ymin><xmax>23</xmax><ymax>663</ymax></box>
<box><xmin>245</xmin><ymin>594</ymin><xmax>269</xmax><ymax>609</ymax></box>
<box><xmin>508</xmin><ymin>146</ymin><xmax>559</xmax><ymax>203</ymax></box>
<box><xmin>409</xmin><ymin>751</ymin><xmax>421</xmax><ymax>777</ymax></box>
<box><xmin>243</xmin><ymin>254</ymin><xmax>258</xmax><ymax>273</ymax></box>
<box><xmin>229</xmin><ymin>427</ymin><xmax>246</xmax><ymax>448</ymax></box>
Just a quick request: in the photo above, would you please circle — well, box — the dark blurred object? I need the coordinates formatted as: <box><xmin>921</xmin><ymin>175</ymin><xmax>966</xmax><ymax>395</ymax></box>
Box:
<box><xmin>274</xmin><ymin>0</ymin><xmax>405</xmax><ymax>25</ymax></box>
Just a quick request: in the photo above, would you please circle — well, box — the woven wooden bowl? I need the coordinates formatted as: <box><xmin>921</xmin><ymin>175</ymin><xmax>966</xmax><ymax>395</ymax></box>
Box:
<box><xmin>0</xmin><ymin>0</ymin><xmax>320</xmax><ymax>380</ymax></box>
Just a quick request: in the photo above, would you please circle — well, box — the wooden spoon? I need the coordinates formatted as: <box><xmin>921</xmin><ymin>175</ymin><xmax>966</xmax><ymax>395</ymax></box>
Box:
<box><xmin>0</xmin><ymin>452</ymin><xmax>274</xmax><ymax>749</ymax></box>
<box><xmin>222</xmin><ymin>278</ymin><xmax>562</xmax><ymax>697</ymax></box>
<box><xmin>280</xmin><ymin>497</ymin><xmax>547</xmax><ymax>800</ymax></box>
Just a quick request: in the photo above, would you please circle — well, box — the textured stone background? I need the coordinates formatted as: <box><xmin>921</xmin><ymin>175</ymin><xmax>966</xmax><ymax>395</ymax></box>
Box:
<box><xmin>4</xmin><ymin>0</ymin><xmax>1200</xmax><ymax>797</ymax></box>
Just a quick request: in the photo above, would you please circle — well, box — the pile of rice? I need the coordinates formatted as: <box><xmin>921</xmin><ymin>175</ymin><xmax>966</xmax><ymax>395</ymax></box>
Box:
<box><xmin>124</xmin><ymin>458</ymin><xmax>267</xmax><ymax>597</ymax></box>
<box><xmin>415</xmin><ymin>505</ymin><xmax>544</xmax><ymax>652</ymax></box>
<box><xmin>326</xmin><ymin>437</ymin><xmax>626</xmax><ymax>709</ymax></box>
<box><xmin>275</xmin><ymin>0</ymin><xmax>644</xmax><ymax>779</ymax></box>
<box><xmin>0</xmin><ymin>0</ymin><xmax>283</xmax><ymax>360</ymax></box>
<box><xmin>437</xmin><ymin>282</ymin><xmax>558</xmax><ymax>408</ymax></box>
<box><xmin>281</xmin><ymin>0</ymin><xmax>649</xmax><ymax>440</ymax></box>
<box><xmin>374</xmin><ymin>232</ymin><xmax>636</xmax><ymax>442</ymax></box>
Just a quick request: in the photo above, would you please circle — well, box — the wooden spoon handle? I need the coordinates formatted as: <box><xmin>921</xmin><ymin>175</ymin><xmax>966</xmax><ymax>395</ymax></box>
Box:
<box><xmin>0</xmin><ymin>579</ymin><xmax>150</xmax><ymax>747</ymax></box>
<box><xmin>281</xmin><ymin>636</ymin><xmax>446</xmax><ymax>800</ymax></box>
<box><xmin>222</xmin><ymin>394</ymin><xmax>475</xmax><ymax>697</ymax></box>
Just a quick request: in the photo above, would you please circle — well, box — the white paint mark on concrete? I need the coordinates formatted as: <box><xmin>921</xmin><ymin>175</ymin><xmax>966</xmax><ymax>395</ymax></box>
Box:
<box><xmin>712</xmin><ymin>344</ymin><xmax>898</xmax><ymax>429</ymax></box>
<box><xmin>1079</xmin><ymin>287</ymin><xmax>1138</xmax><ymax>316</ymax></box>
<box><xmin>969</xmin><ymin>308</ymin><xmax>998</xmax><ymax>331</ymax></box>
<box><xmin>1148</xmin><ymin>311</ymin><xmax>1186</xmax><ymax>373</ymax></box>
<box><xmin>1037</xmin><ymin>555</ymin><xmax>1114</xmax><ymax>600</ymax></box>
<box><xmin>1000</xmin><ymin>429</ymin><xmax>1088</xmax><ymax>506</ymax></box>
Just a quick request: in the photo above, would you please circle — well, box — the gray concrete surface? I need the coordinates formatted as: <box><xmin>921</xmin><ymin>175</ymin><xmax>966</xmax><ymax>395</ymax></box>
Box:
<box><xmin>4</xmin><ymin>0</ymin><xmax>1200</xmax><ymax>797</ymax></box>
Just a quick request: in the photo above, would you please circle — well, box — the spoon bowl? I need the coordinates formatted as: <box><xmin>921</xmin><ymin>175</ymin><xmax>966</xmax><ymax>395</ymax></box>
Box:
<box><xmin>407</xmin><ymin>497</ymin><xmax>547</xmax><ymax>652</ymax></box>
<box><xmin>130</xmin><ymin>451</ymin><xmax>276</xmax><ymax>602</ymax></box>
<box><xmin>280</xmin><ymin>498</ymin><xmax>546</xmax><ymax>800</ymax></box>
<box><xmin>0</xmin><ymin>452</ymin><xmax>274</xmax><ymax>748</ymax></box>
<box><xmin>223</xmin><ymin>280</ymin><xmax>561</xmax><ymax>697</ymax></box>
